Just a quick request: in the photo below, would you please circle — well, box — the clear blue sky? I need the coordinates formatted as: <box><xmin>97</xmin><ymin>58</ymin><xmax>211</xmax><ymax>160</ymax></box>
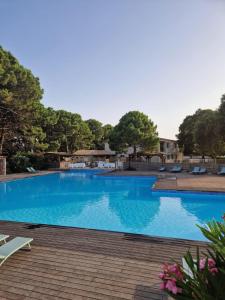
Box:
<box><xmin>1</xmin><ymin>0</ymin><xmax>225</xmax><ymax>138</ymax></box>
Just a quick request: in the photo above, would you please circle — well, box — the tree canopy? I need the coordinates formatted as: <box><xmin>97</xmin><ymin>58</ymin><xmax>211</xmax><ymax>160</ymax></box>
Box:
<box><xmin>85</xmin><ymin>120</ymin><xmax>114</xmax><ymax>149</ymax></box>
<box><xmin>3</xmin><ymin>45</ymin><xmax>225</xmax><ymax>162</ymax></box>
<box><xmin>218</xmin><ymin>94</ymin><xmax>225</xmax><ymax>139</ymax></box>
<box><xmin>54</xmin><ymin>111</ymin><xmax>93</xmax><ymax>153</ymax></box>
<box><xmin>0</xmin><ymin>46</ymin><xmax>94</xmax><ymax>156</ymax></box>
<box><xmin>177</xmin><ymin>109</ymin><xmax>206</xmax><ymax>155</ymax></box>
<box><xmin>109</xmin><ymin>111</ymin><xmax>159</xmax><ymax>154</ymax></box>
<box><xmin>177</xmin><ymin>98</ymin><xmax>225</xmax><ymax>157</ymax></box>
<box><xmin>102</xmin><ymin>124</ymin><xmax>113</xmax><ymax>143</ymax></box>
<box><xmin>0</xmin><ymin>46</ymin><xmax>44</xmax><ymax>155</ymax></box>
<box><xmin>85</xmin><ymin>119</ymin><xmax>104</xmax><ymax>149</ymax></box>
<box><xmin>194</xmin><ymin>110</ymin><xmax>224</xmax><ymax>158</ymax></box>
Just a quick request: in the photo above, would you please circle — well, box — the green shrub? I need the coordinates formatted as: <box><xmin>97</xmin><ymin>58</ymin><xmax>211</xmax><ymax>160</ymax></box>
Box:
<box><xmin>8</xmin><ymin>153</ymin><xmax>30</xmax><ymax>172</ymax></box>
<box><xmin>8</xmin><ymin>152</ymin><xmax>49</xmax><ymax>172</ymax></box>
<box><xmin>26</xmin><ymin>153</ymin><xmax>48</xmax><ymax>170</ymax></box>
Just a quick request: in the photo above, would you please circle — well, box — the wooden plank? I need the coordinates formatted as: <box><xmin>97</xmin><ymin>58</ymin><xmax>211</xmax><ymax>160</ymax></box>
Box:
<box><xmin>0</xmin><ymin>221</ymin><xmax>207</xmax><ymax>300</ymax></box>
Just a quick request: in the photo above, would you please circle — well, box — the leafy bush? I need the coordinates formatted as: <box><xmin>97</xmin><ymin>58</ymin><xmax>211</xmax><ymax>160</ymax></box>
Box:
<box><xmin>8</xmin><ymin>152</ymin><xmax>49</xmax><ymax>172</ymax></box>
<box><xmin>125</xmin><ymin>166</ymin><xmax>136</xmax><ymax>171</ymax></box>
<box><xmin>26</xmin><ymin>153</ymin><xmax>48</xmax><ymax>170</ymax></box>
<box><xmin>160</xmin><ymin>216</ymin><xmax>225</xmax><ymax>299</ymax></box>
<box><xmin>8</xmin><ymin>153</ymin><xmax>30</xmax><ymax>172</ymax></box>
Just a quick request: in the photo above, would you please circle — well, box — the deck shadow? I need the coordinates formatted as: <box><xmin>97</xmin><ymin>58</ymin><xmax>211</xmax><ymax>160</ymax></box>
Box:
<box><xmin>133</xmin><ymin>284</ymin><xmax>168</xmax><ymax>300</ymax></box>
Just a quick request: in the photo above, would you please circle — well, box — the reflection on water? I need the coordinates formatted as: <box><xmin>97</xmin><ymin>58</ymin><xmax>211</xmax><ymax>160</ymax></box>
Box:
<box><xmin>0</xmin><ymin>182</ymin><xmax>6</xmax><ymax>195</ymax></box>
<box><xmin>109</xmin><ymin>189</ymin><xmax>160</xmax><ymax>230</ymax></box>
<box><xmin>0</xmin><ymin>170</ymin><xmax>225</xmax><ymax>241</ymax></box>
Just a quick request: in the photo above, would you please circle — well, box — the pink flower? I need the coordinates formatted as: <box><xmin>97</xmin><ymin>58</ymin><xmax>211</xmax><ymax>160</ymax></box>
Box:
<box><xmin>160</xmin><ymin>282</ymin><xmax>166</xmax><ymax>290</ymax></box>
<box><xmin>163</xmin><ymin>263</ymin><xmax>183</xmax><ymax>280</ymax></box>
<box><xmin>208</xmin><ymin>258</ymin><xmax>216</xmax><ymax>268</ymax></box>
<box><xmin>159</xmin><ymin>273</ymin><xmax>165</xmax><ymax>279</ymax></box>
<box><xmin>199</xmin><ymin>258</ymin><xmax>206</xmax><ymax>270</ymax></box>
<box><xmin>199</xmin><ymin>257</ymin><xmax>218</xmax><ymax>275</ymax></box>
<box><xmin>165</xmin><ymin>279</ymin><xmax>182</xmax><ymax>295</ymax></box>
<box><xmin>222</xmin><ymin>213</ymin><xmax>225</xmax><ymax>221</ymax></box>
<box><xmin>169</xmin><ymin>264</ymin><xmax>179</xmax><ymax>273</ymax></box>
<box><xmin>209</xmin><ymin>267</ymin><xmax>218</xmax><ymax>275</ymax></box>
<box><xmin>159</xmin><ymin>263</ymin><xmax>183</xmax><ymax>295</ymax></box>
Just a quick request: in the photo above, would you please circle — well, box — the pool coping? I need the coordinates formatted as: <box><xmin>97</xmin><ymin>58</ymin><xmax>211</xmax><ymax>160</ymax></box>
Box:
<box><xmin>0</xmin><ymin>170</ymin><xmax>61</xmax><ymax>183</ymax></box>
<box><xmin>151</xmin><ymin>188</ymin><xmax>225</xmax><ymax>195</ymax></box>
<box><xmin>0</xmin><ymin>219</ymin><xmax>209</xmax><ymax>245</ymax></box>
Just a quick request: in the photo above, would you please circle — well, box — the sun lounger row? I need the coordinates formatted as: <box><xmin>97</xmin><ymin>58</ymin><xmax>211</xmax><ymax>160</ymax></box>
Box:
<box><xmin>159</xmin><ymin>165</ymin><xmax>182</xmax><ymax>173</ymax></box>
<box><xmin>69</xmin><ymin>163</ymin><xmax>86</xmax><ymax>168</ymax></box>
<box><xmin>97</xmin><ymin>162</ymin><xmax>115</xmax><ymax>168</ymax></box>
<box><xmin>27</xmin><ymin>167</ymin><xmax>37</xmax><ymax>173</ymax></box>
<box><xmin>159</xmin><ymin>165</ymin><xmax>225</xmax><ymax>175</ymax></box>
<box><xmin>218</xmin><ymin>166</ymin><xmax>225</xmax><ymax>175</ymax></box>
<box><xmin>191</xmin><ymin>166</ymin><xmax>207</xmax><ymax>174</ymax></box>
<box><xmin>68</xmin><ymin>162</ymin><xmax>116</xmax><ymax>169</ymax></box>
<box><xmin>0</xmin><ymin>235</ymin><xmax>33</xmax><ymax>266</ymax></box>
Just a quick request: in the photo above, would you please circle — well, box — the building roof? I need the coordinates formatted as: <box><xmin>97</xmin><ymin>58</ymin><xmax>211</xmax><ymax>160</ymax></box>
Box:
<box><xmin>159</xmin><ymin>137</ymin><xmax>177</xmax><ymax>143</ymax></box>
<box><xmin>45</xmin><ymin>150</ymin><xmax>116</xmax><ymax>157</ymax></box>
<box><xmin>45</xmin><ymin>152</ymin><xmax>74</xmax><ymax>157</ymax></box>
<box><xmin>73</xmin><ymin>149</ymin><xmax>116</xmax><ymax>156</ymax></box>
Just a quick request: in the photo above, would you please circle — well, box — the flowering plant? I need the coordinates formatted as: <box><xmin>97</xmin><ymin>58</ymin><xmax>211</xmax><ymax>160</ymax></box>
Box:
<box><xmin>160</xmin><ymin>216</ymin><xmax>225</xmax><ymax>299</ymax></box>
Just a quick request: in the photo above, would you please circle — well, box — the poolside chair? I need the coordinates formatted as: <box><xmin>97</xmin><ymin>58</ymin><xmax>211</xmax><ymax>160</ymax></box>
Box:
<box><xmin>159</xmin><ymin>166</ymin><xmax>166</xmax><ymax>172</ymax></box>
<box><xmin>191</xmin><ymin>166</ymin><xmax>200</xmax><ymax>175</ymax></box>
<box><xmin>27</xmin><ymin>167</ymin><xmax>37</xmax><ymax>173</ymax></box>
<box><xmin>218</xmin><ymin>166</ymin><xmax>225</xmax><ymax>175</ymax></box>
<box><xmin>199</xmin><ymin>167</ymin><xmax>207</xmax><ymax>174</ymax></box>
<box><xmin>170</xmin><ymin>165</ymin><xmax>182</xmax><ymax>173</ymax></box>
<box><xmin>0</xmin><ymin>237</ymin><xmax>33</xmax><ymax>266</ymax></box>
<box><xmin>0</xmin><ymin>234</ymin><xmax>9</xmax><ymax>244</ymax></box>
<box><xmin>97</xmin><ymin>162</ymin><xmax>105</xmax><ymax>168</ymax></box>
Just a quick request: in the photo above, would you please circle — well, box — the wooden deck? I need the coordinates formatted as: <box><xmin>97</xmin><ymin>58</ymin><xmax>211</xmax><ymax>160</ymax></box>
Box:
<box><xmin>154</xmin><ymin>175</ymin><xmax>225</xmax><ymax>192</ymax></box>
<box><xmin>0</xmin><ymin>221</ymin><xmax>207</xmax><ymax>300</ymax></box>
<box><xmin>0</xmin><ymin>171</ymin><xmax>59</xmax><ymax>183</ymax></box>
<box><xmin>109</xmin><ymin>171</ymin><xmax>225</xmax><ymax>193</ymax></box>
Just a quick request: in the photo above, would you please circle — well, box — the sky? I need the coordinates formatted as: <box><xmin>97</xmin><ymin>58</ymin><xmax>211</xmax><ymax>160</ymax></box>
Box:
<box><xmin>0</xmin><ymin>0</ymin><xmax>225</xmax><ymax>139</ymax></box>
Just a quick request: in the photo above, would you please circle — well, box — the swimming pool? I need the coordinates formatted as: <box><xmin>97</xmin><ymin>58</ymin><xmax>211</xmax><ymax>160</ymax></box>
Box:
<box><xmin>0</xmin><ymin>169</ymin><xmax>225</xmax><ymax>241</ymax></box>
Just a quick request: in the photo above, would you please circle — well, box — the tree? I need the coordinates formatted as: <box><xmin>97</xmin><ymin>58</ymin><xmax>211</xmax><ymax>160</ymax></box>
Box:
<box><xmin>51</xmin><ymin>110</ymin><xmax>93</xmax><ymax>153</ymax></box>
<box><xmin>38</xmin><ymin>106</ymin><xmax>60</xmax><ymax>151</ymax></box>
<box><xmin>85</xmin><ymin>119</ymin><xmax>103</xmax><ymax>149</ymax></box>
<box><xmin>177</xmin><ymin>114</ymin><xmax>196</xmax><ymax>155</ymax></box>
<box><xmin>194</xmin><ymin>110</ymin><xmax>225</xmax><ymax>158</ymax></box>
<box><xmin>109</xmin><ymin>111</ymin><xmax>158</xmax><ymax>155</ymax></box>
<box><xmin>218</xmin><ymin>94</ymin><xmax>225</xmax><ymax>139</ymax></box>
<box><xmin>68</xmin><ymin>118</ymin><xmax>93</xmax><ymax>151</ymax></box>
<box><xmin>102</xmin><ymin>124</ymin><xmax>113</xmax><ymax>143</ymax></box>
<box><xmin>177</xmin><ymin>109</ymin><xmax>219</xmax><ymax>156</ymax></box>
<box><xmin>0</xmin><ymin>46</ymin><xmax>43</xmax><ymax>154</ymax></box>
<box><xmin>178</xmin><ymin>107</ymin><xmax>225</xmax><ymax>158</ymax></box>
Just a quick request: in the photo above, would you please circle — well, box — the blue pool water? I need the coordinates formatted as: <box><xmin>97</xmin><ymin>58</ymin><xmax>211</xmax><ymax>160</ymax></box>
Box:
<box><xmin>1</xmin><ymin>169</ymin><xmax>225</xmax><ymax>241</ymax></box>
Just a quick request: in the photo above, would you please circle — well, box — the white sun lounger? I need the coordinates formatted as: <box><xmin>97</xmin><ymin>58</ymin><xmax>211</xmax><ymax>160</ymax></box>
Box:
<box><xmin>0</xmin><ymin>237</ymin><xmax>33</xmax><ymax>266</ymax></box>
<box><xmin>0</xmin><ymin>234</ymin><xmax>9</xmax><ymax>244</ymax></box>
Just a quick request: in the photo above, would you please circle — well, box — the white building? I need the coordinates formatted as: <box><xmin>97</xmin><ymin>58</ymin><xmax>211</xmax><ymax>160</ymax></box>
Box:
<box><xmin>120</xmin><ymin>138</ymin><xmax>182</xmax><ymax>163</ymax></box>
<box><xmin>158</xmin><ymin>138</ymin><xmax>182</xmax><ymax>162</ymax></box>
